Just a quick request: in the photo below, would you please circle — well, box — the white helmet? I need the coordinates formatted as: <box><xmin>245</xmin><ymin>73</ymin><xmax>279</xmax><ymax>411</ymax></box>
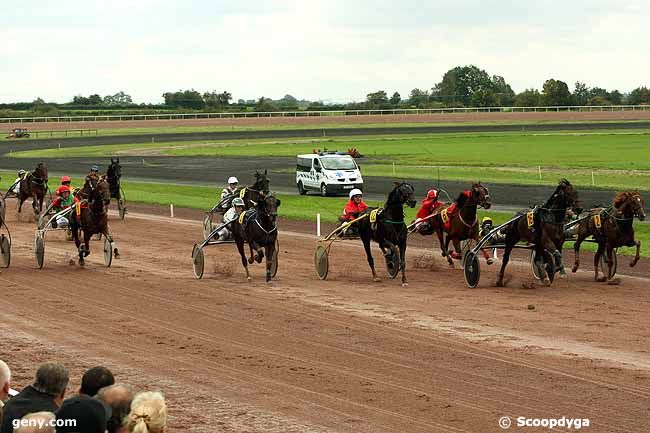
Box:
<box><xmin>349</xmin><ymin>188</ymin><xmax>363</xmax><ymax>199</ymax></box>
<box><xmin>228</xmin><ymin>176</ymin><xmax>239</xmax><ymax>184</ymax></box>
<box><xmin>232</xmin><ymin>197</ymin><xmax>245</xmax><ymax>207</ymax></box>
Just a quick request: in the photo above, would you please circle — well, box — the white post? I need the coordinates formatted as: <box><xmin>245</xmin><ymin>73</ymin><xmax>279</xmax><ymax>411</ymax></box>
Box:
<box><xmin>316</xmin><ymin>213</ymin><xmax>321</xmax><ymax>237</ymax></box>
<box><xmin>170</xmin><ymin>204</ymin><xmax>174</xmax><ymax>218</ymax></box>
<box><xmin>142</xmin><ymin>158</ymin><xmax>145</xmax><ymax>166</ymax></box>
<box><xmin>58</xmin><ymin>143</ymin><xmax>61</xmax><ymax>150</ymax></box>
<box><xmin>152</xmin><ymin>137</ymin><xmax>154</xmax><ymax>143</ymax></box>
<box><xmin>592</xmin><ymin>170</ymin><xmax>595</xmax><ymax>185</ymax></box>
<box><xmin>538</xmin><ymin>165</ymin><xmax>542</xmax><ymax>180</ymax></box>
<box><xmin>392</xmin><ymin>162</ymin><xmax>396</xmax><ymax>175</ymax></box>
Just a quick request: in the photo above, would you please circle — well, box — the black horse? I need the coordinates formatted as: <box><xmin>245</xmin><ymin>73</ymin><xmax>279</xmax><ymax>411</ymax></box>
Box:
<box><xmin>106</xmin><ymin>157</ymin><xmax>122</xmax><ymax>201</ymax></box>
<box><xmin>215</xmin><ymin>170</ymin><xmax>271</xmax><ymax>213</ymax></box>
<box><xmin>231</xmin><ymin>194</ymin><xmax>281</xmax><ymax>282</ymax></box>
<box><xmin>497</xmin><ymin>179</ymin><xmax>578</xmax><ymax>286</ymax></box>
<box><xmin>18</xmin><ymin>162</ymin><xmax>49</xmax><ymax>216</ymax></box>
<box><xmin>356</xmin><ymin>182</ymin><xmax>416</xmax><ymax>286</ymax></box>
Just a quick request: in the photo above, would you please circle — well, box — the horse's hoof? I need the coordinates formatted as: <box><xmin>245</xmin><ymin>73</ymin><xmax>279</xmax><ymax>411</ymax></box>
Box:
<box><xmin>630</xmin><ymin>260</ymin><xmax>638</xmax><ymax>267</ymax></box>
<box><xmin>496</xmin><ymin>280</ymin><xmax>504</xmax><ymax>287</ymax></box>
<box><xmin>68</xmin><ymin>259</ymin><xmax>76</xmax><ymax>266</ymax></box>
<box><xmin>607</xmin><ymin>278</ymin><xmax>621</xmax><ymax>285</ymax></box>
<box><xmin>248</xmin><ymin>258</ymin><xmax>254</xmax><ymax>264</ymax></box>
<box><xmin>247</xmin><ymin>276</ymin><xmax>252</xmax><ymax>282</ymax></box>
<box><xmin>596</xmin><ymin>276</ymin><xmax>606</xmax><ymax>282</ymax></box>
<box><xmin>373</xmin><ymin>277</ymin><xmax>381</xmax><ymax>282</ymax></box>
<box><xmin>401</xmin><ymin>282</ymin><xmax>408</xmax><ymax>288</ymax></box>
<box><xmin>486</xmin><ymin>258</ymin><xmax>494</xmax><ymax>265</ymax></box>
<box><xmin>571</xmin><ymin>265</ymin><xmax>578</xmax><ymax>273</ymax></box>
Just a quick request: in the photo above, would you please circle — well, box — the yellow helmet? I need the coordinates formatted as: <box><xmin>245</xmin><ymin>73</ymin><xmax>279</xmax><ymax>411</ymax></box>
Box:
<box><xmin>482</xmin><ymin>216</ymin><xmax>493</xmax><ymax>224</ymax></box>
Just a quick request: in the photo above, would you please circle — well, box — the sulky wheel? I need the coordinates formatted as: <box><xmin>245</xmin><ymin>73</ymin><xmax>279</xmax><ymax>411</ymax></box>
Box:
<box><xmin>103</xmin><ymin>237</ymin><xmax>113</xmax><ymax>267</ymax></box>
<box><xmin>459</xmin><ymin>239</ymin><xmax>477</xmax><ymax>270</ymax></box>
<box><xmin>118</xmin><ymin>199</ymin><xmax>126</xmax><ymax>220</ymax></box>
<box><xmin>385</xmin><ymin>249</ymin><xmax>400</xmax><ymax>279</ymax></box>
<box><xmin>599</xmin><ymin>248</ymin><xmax>618</xmax><ymax>279</ymax></box>
<box><xmin>192</xmin><ymin>244</ymin><xmax>205</xmax><ymax>279</ymax></box>
<box><xmin>531</xmin><ymin>250</ymin><xmax>543</xmax><ymax>280</ymax></box>
<box><xmin>270</xmin><ymin>238</ymin><xmax>279</xmax><ymax>278</ymax></box>
<box><xmin>35</xmin><ymin>231</ymin><xmax>45</xmax><ymax>269</ymax></box>
<box><xmin>314</xmin><ymin>244</ymin><xmax>329</xmax><ymax>280</ymax></box>
<box><xmin>1</xmin><ymin>234</ymin><xmax>10</xmax><ymax>268</ymax></box>
<box><xmin>202</xmin><ymin>214</ymin><xmax>214</xmax><ymax>241</ymax></box>
<box><xmin>463</xmin><ymin>251</ymin><xmax>481</xmax><ymax>288</ymax></box>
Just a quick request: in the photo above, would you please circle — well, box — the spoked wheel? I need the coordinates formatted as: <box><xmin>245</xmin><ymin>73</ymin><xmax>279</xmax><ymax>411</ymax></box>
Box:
<box><xmin>599</xmin><ymin>249</ymin><xmax>618</xmax><ymax>279</ymax></box>
<box><xmin>1</xmin><ymin>234</ymin><xmax>10</xmax><ymax>268</ymax></box>
<box><xmin>202</xmin><ymin>214</ymin><xmax>214</xmax><ymax>240</ymax></box>
<box><xmin>385</xmin><ymin>249</ymin><xmax>400</xmax><ymax>279</ymax></box>
<box><xmin>459</xmin><ymin>239</ymin><xmax>477</xmax><ymax>270</ymax></box>
<box><xmin>463</xmin><ymin>251</ymin><xmax>480</xmax><ymax>288</ymax></box>
<box><xmin>192</xmin><ymin>244</ymin><xmax>205</xmax><ymax>279</ymax></box>
<box><xmin>270</xmin><ymin>238</ymin><xmax>279</xmax><ymax>278</ymax></box>
<box><xmin>314</xmin><ymin>244</ymin><xmax>329</xmax><ymax>280</ymax></box>
<box><xmin>118</xmin><ymin>199</ymin><xmax>126</xmax><ymax>220</ymax></box>
<box><xmin>0</xmin><ymin>199</ymin><xmax>6</xmax><ymax>223</ymax></box>
<box><xmin>35</xmin><ymin>231</ymin><xmax>45</xmax><ymax>269</ymax></box>
<box><xmin>103</xmin><ymin>237</ymin><xmax>113</xmax><ymax>267</ymax></box>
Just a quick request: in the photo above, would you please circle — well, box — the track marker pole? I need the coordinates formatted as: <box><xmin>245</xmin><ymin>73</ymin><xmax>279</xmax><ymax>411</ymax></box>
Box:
<box><xmin>592</xmin><ymin>170</ymin><xmax>595</xmax><ymax>185</ymax></box>
<box><xmin>170</xmin><ymin>204</ymin><xmax>174</xmax><ymax>218</ymax></box>
<box><xmin>392</xmin><ymin>162</ymin><xmax>395</xmax><ymax>175</ymax></box>
<box><xmin>538</xmin><ymin>165</ymin><xmax>542</xmax><ymax>179</ymax></box>
<box><xmin>317</xmin><ymin>213</ymin><xmax>321</xmax><ymax>237</ymax></box>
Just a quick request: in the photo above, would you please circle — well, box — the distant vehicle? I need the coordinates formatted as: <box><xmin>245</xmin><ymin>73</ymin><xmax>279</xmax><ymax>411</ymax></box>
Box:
<box><xmin>296</xmin><ymin>152</ymin><xmax>363</xmax><ymax>196</ymax></box>
<box><xmin>6</xmin><ymin>128</ymin><xmax>30</xmax><ymax>139</ymax></box>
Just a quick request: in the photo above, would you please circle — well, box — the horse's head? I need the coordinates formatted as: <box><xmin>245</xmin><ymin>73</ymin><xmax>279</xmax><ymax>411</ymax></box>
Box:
<box><xmin>471</xmin><ymin>182</ymin><xmax>491</xmax><ymax>209</ymax></box>
<box><xmin>108</xmin><ymin>158</ymin><xmax>122</xmax><ymax>181</ymax></box>
<box><xmin>614</xmin><ymin>191</ymin><xmax>645</xmax><ymax>221</ymax></box>
<box><xmin>254</xmin><ymin>170</ymin><xmax>270</xmax><ymax>194</ymax></box>
<box><xmin>549</xmin><ymin>178</ymin><xmax>578</xmax><ymax>209</ymax></box>
<box><xmin>80</xmin><ymin>173</ymin><xmax>109</xmax><ymax>206</ymax></box>
<box><xmin>35</xmin><ymin>162</ymin><xmax>48</xmax><ymax>183</ymax></box>
<box><xmin>391</xmin><ymin>182</ymin><xmax>417</xmax><ymax>208</ymax></box>
<box><xmin>259</xmin><ymin>194</ymin><xmax>281</xmax><ymax>222</ymax></box>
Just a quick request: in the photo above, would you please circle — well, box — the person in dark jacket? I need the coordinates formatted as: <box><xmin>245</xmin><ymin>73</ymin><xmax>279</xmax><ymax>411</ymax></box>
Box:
<box><xmin>0</xmin><ymin>363</ymin><xmax>69</xmax><ymax>433</ymax></box>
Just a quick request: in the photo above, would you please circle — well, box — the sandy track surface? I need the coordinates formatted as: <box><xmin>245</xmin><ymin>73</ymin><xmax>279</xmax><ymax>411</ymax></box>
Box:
<box><xmin>1</xmin><ymin>201</ymin><xmax>650</xmax><ymax>432</ymax></box>
<box><xmin>6</xmin><ymin>110</ymin><xmax>650</xmax><ymax>131</ymax></box>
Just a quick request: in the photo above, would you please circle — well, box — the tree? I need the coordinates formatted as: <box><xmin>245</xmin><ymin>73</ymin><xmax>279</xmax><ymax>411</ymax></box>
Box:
<box><xmin>628</xmin><ymin>86</ymin><xmax>650</xmax><ymax>104</ymax></box>
<box><xmin>434</xmin><ymin>65</ymin><xmax>494</xmax><ymax>106</ymax></box>
<box><xmin>72</xmin><ymin>95</ymin><xmax>90</xmax><ymax>105</ymax></box>
<box><xmin>88</xmin><ymin>94</ymin><xmax>102</xmax><ymax>105</ymax></box>
<box><xmin>203</xmin><ymin>90</ymin><xmax>231</xmax><ymax>109</ymax></box>
<box><xmin>33</xmin><ymin>97</ymin><xmax>45</xmax><ymax>105</ymax></box>
<box><xmin>366</xmin><ymin>90</ymin><xmax>389</xmax><ymax>108</ymax></box>
<box><xmin>607</xmin><ymin>90</ymin><xmax>623</xmax><ymax>105</ymax></box>
<box><xmin>541</xmin><ymin>79</ymin><xmax>571</xmax><ymax>106</ymax></box>
<box><xmin>255</xmin><ymin>97</ymin><xmax>279</xmax><ymax>112</ymax></box>
<box><xmin>104</xmin><ymin>91</ymin><xmax>133</xmax><ymax>105</ymax></box>
<box><xmin>278</xmin><ymin>94</ymin><xmax>298</xmax><ymax>109</ymax></box>
<box><xmin>163</xmin><ymin>90</ymin><xmax>204</xmax><ymax>109</ymax></box>
<box><xmin>513</xmin><ymin>89</ymin><xmax>541</xmax><ymax>107</ymax></box>
<box><xmin>588</xmin><ymin>96</ymin><xmax>611</xmax><ymax>106</ymax></box>
<box><xmin>491</xmin><ymin>75</ymin><xmax>515</xmax><ymax>106</ymax></box>
<box><xmin>408</xmin><ymin>88</ymin><xmax>430</xmax><ymax>107</ymax></box>
<box><xmin>389</xmin><ymin>92</ymin><xmax>401</xmax><ymax>106</ymax></box>
<box><xmin>572</xmin><ymin>81</ymin><xmax>590</xmax><ymax>106</ymax></box>
<box><xmin>470</xmin><ymin>89</ymin><xmax>498</xmax><ymax>107</ymax></box>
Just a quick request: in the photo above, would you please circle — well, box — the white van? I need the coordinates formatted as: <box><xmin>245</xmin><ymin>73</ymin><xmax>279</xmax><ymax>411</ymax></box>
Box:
<box><xmin>296</xmin><ymin>152</ymin><xmax>363</xmax><ymax>196</ymax></box>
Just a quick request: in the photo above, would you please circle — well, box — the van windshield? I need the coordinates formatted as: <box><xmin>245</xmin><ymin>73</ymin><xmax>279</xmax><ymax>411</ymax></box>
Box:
<box><xmin>320</xmin><ymin>156</ymin><xmax>357</xmax><ymax>170</ymax></box>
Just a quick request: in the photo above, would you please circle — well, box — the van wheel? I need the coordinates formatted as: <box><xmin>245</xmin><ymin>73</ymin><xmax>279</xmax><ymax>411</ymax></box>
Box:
<box><xmin>297</xmin><ymin>181</ymin><xmax>307</xmax><ymax>195</ymax></box>
<box><xmin>320</xmin><ymin>184</ymin><xmax>328</xmax><ymax>197</ymax></box>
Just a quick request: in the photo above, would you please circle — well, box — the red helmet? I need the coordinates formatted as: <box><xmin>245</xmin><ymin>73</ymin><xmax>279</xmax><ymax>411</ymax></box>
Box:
<box><xmin>427</xmin><ymin>189</ymin><xmax>438</xmax><ymax>200</ymax></box>
<box><xmin>56</xmin><ymin>185</ymin><xmax>71</xmax><ymax>196</ymax></box>
<box><xmin>60</xmin><ymin>175</ymin><xmax>71</xmax><ymax>183</ymax></box>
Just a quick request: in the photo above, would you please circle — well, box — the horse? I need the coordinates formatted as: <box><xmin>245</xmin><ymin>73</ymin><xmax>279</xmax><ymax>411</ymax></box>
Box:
<box><xmin>106</xmin><ymin>157</ymin><xmax>123</xmax><ymax>203</ymax></box>
<box><xmin>69</xmin><ymin>174</ymin><xmax>120</xmax><ymax>266</ymax></box>
<box><xmin>355</xmin><ymin>182</ymin><xmax>417</xmax><ymax>286</ymax></box>
<box><xmin>496</xmin><ymin>179</ymin><xmax>578</xmax><ymax>287</ymax></box>
<box><xmin>571</xmin><ymin>191</ymin><xmax>645</xmax><ymax>282</ymax></box>
<box><xmin>18</xmin><ymin>162</ymin><xmax>49</xmax><ymax>216</ymax></box>
<box><xmin>214</xmin><ymin>170</ymin><xmax>270</xmax><ymax>213</ymax></box>
<box><xmin>430</xmin><ymin>182</ymin><xmax>492</xmax><ymax>267</ymax></box>
<box><xmin>231</xmin><ymin>194</ymin><xmax>281</xmax><ymax>282</ymax></box>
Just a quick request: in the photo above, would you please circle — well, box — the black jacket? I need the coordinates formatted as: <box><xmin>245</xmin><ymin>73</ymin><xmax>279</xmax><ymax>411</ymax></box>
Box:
<box><xmin>0</xmin><ymin>386</ymin><xmax>58</xmax><ymax>433</ymax></box>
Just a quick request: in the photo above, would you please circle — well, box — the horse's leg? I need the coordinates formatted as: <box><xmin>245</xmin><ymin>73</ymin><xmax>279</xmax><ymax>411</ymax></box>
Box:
<box><xmin>572</xmin><ymin>231</ymin><xmax>588</xmax><ymax>273</ymax></box>
<box><xmin>248</xmin><ymin>241</ymin><xmax>256</xmax><ymax>264</ymax></box>
<box><xmin>361</xmin><ymin>233</ymin><xmax>379</xmax><ymax>282</ymax></box>
<box><xmin>399</xmin><ymin>240</ymin><xmax>408</xmax><ymax>287</ymax></box>
<box><xmin>236</xmin><ymin>240</ymin><xmax>252</xmax><ymax>281</ymax></box>
<box><xmin>434</xmin><ymin>226</ymin><xmax>451</xmax><ymax>264</ymax></box>
<box><xmin>104</xmin><ymin>227</ymin><xmax>120</xmax><ymax>258</ymax></box>
<box><xmin>442</xmin><ymin>233</ymin><xmax>454</xmax><ymax>266</ymax></box>
<box><xmin>630</xmin><ymin>239</ymin><xmax>641</xmax><ymax>267</ymax></box>
<box><xmin>605</xmin><ymin>243</ymin><xmax>616</xmax><ymax>281</ymax></box>
<box><xmin>451</xmin><ymin>238</ymin><xmax>462</xmax><ymax>260</ymax></box>
<box><xmin>594</xmin><ymin>243</ymin><xmax>606</xmax><ymax>282</ymax></box>
<box><xmin>264</xmin><ymin>242</ymin><xmax>273</xmax><ymax>283</ymax></box>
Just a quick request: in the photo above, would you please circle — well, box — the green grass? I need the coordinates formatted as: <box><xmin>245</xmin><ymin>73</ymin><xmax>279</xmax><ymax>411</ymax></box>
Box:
<box><xmin>2</xmin><ymin>171</ymin><xmax>646</xmax><ymax>258</ymax></box>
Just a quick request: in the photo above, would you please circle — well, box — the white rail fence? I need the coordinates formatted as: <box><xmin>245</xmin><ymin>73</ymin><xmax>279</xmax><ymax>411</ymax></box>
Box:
<box><xmin>1</xmin><ymin>105</ymin><xmax>649</xmax><ymax>124</ymax></box>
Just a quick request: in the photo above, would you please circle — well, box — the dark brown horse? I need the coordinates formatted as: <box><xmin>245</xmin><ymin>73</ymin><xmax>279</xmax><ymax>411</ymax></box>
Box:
<box><xmin>571</xmin><ymin>191</ymin><xmax>645</xmax><ymax>281</ymax></box>
<box><xmin>430</xmin><ymin>182</ymin><xmax>492</xmax><ymax>267</ymax></box>
<box><xmin>231</xmin><ymin>194</ymin><xmax>280</xmax><ymax>282</ymax></box>
<box><xmin>497</xmin><ymin>179</ymin><xmax>578</xmax><ymax>286</ymax></box>
<box><xmin>69</xmin><ymin>174</ymin><xmax>119</xmax><ymax>265</ymax></box>
<box><xmin>18</xmin><ymin>162</ymin><xmax>49</xmax><ymax>216</ymax></box>
<box><xmin>214</xmin><ymin>170</ymin><xmax>271</xmax><ymax>213</ymax></box>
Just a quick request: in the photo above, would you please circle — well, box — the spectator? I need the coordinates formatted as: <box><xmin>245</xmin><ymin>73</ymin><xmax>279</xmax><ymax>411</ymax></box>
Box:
<box><xmin>0</xmin><ymin>360</ymin><xmax>11</xmax><ymax>427</ymax></box>
<box><xmin>0</xmin><ymin>363</ymin><xmax>69</xmax><ymax>433</ymax></box>
<box><xmin>125</xmin><ymin>392</ymin><xmax>167</xmax><ymax>433</ymax></box>
<box><xmin>14</xmin><ymin>411</ymin><xmax>55</xmax><ymax>433</ymax></box>
<box><xmin>80</xmin><ymin>367</ymin><xmax>114</xmax><ymax>397</ymax></box>
<box><xmin>55</xmin><ymin>395</ymin><xmax>110</xmax><ymax>433</ymax></box>
<box><xmin>96</xmin><ymin>384</ymin><xmax>133</xmax><ymax>433</ymax></box>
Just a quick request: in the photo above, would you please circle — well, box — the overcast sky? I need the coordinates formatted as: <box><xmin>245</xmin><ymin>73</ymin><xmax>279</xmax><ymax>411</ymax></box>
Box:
<box><xmin>1</xmin><ymin>0</ymin><xmax>648</xmax><ymax>103</ymax></box>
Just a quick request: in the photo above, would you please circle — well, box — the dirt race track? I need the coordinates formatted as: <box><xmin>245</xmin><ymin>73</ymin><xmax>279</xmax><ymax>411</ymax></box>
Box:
<box><xmin>2</xmin><ymin>201</ymin><xmax>650</xmax><ymax>433</ymax></box>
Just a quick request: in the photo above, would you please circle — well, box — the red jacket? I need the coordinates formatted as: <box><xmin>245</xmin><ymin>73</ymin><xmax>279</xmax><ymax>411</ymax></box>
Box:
<box><xmin>52</xmin><ymin>195</ymin><xmax>79</xmax><ymax>211</ymax></box>
<box><xmin>416</xmin><ymin>198</ymin><xmax>442</xmax><ymax>219</ymax></box>
<box><xmin>342</xmin><ymin>199</ymin><xmax>368</xmax><ymax>221</ymax></box>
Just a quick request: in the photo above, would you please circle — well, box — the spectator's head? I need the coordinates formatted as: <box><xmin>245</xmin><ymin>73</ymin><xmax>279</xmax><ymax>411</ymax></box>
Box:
<box><xmin>96</xmin><ymin>384</ymin><xmax>134</xmax><ymax>433</ymax></box>
<box><xmin>33</xmin><ymin>363</ymin><xmax>69</xmax><ymax>407</ymax></box>
<box><xmin>55</xmin><ymin>395</ymin><xmax>111</xmax><ymax>433</ymax></box>
<box><xmin>80</xmin><ymin>367</ymin><xmax>115</xmax><ymax>397</ymax></box>
<box><xmin>0</xmin><ymin>359</ymin><xmax>10</xmax><ymax>401</ymax></box>
<box><xmin>14</xmin><ymin>411</ymin><xmax>56</xmax><ymax>433</ymax></box>
<box><xmin>125</xmin><ymin>392</ymin><xmax>167</xmax><ymax>433</ymax></box>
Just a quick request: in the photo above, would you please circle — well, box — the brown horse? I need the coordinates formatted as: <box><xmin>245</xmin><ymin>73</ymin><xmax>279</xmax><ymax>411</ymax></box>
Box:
<box><xmin>18</xmin><ymin>162</ymin><xmax>49</xmax><ymax>216</ymax></box>
<box><xmin>571</xmin><ymin>191</ymin><xmax>645</xmax><ymax>281</ymax></box>
<box><xmin>69</xmin><ymin>174</ymin><xmax>119</xmax><ymax>265</ymax></box>
<box><xmin>430</xmin><ymin>182</ymin><xmax>492</xmax><ymax>267</ymax></box>
<box><xmin>497</xmin><ymin>179</ymin><xmax>578</xmax><ymax>286</ymax></box>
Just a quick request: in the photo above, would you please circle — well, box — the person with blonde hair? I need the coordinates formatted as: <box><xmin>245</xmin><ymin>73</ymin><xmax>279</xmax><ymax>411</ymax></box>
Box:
<box><xmin>124</xmin><ymin>392</ymin><xmax>167</xmax><ymax>433</ymax></box>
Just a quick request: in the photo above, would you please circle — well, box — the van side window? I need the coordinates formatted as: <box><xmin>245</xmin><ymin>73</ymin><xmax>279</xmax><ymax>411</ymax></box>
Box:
<box><xmin>313</xmin><ymin>159</ymin><xmax>320</xmax><ymax>170</ymax></box>
<box><xmin>296</xmin><ymin>157</ymin><xmax>311</xmax><ymax>172</ymax></box>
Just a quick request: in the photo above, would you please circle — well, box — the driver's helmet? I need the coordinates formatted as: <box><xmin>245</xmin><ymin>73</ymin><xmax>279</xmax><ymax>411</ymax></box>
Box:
<box><xmin>349</xmin><ymin>188</ymin><xmax>363</xmax><ymax>199</ymax></box>
<box><xmin>18</xmin><ymin>169</ymin><xmax>26</xmax><ymax>177</ymax></box>
<box><xmin>227</xmin><ymin>176</ymin><xmax>239</xmax><ymax>185</ymax></box>
<box><xmin>56</xmin><ymin>185</ymin><xmax>71</xmax><ymax>196</ymax></box>
<box><xmin>91</xmin><ymin>165</ymin><xmax>99</xmax><ymax>173</ymax></box>
<box><xmin>232</xmin><ymin>197</ymin><xmax>245</xmax><ymax>208</ymax></box>
<box><xmin>60</xmin><ymin>175</ymin><xmax>71</xmax><ymax>184</ymax></box>
<box><xmin>481</xmin><ymin>216</ymin><xmax>493</xmax><ymax>226</ymax></box>
<box><xmin>426</xmin><ymin>189</ymin><xmax>438</xmax><ymax>200</ymax></box>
